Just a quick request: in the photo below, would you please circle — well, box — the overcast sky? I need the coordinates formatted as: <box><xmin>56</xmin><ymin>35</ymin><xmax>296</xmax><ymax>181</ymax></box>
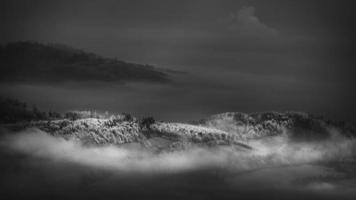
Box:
<box><xmin>1</xmin><ymin>0</ymin><xmax>355</xmax><ymax>121</ymax></box>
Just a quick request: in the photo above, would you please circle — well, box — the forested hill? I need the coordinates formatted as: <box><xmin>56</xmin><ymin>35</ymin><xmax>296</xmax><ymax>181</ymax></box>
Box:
<box><xmin>0</xmin><ymin>41</ymin><xmax>169</xmax><ymax>83</ymax></box>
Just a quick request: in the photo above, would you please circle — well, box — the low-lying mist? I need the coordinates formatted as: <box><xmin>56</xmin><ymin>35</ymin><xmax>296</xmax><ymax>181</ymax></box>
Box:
<box><xmin>1</xmin><ymin>128</ymin><xmax>355</xmax><ymax>173</ymax></box>
<box><xmin>1</xmin><ymin>128</ymin><xmax>356</xmax><ymax>200</ymax></box>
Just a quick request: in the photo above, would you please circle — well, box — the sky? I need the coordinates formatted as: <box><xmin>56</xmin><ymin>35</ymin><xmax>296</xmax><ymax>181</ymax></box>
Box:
<box><xmin>0</xmin><ymin>0</ymin><xmax>356</xmax><ymax>121</ymax></box>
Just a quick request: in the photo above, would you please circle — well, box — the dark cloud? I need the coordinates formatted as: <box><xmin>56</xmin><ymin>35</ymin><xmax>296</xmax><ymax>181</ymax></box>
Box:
<box><xmin>0</xmin><ymin>42</ymin><xmax>169</xmax><ymax>83</ymax></box>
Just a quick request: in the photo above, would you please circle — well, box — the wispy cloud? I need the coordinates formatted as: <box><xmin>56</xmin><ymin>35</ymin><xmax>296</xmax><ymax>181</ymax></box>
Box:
<box><xmin>220</xmin><ymin>6</ymin><xmax>279</xmax><ymax>38</ymax></box>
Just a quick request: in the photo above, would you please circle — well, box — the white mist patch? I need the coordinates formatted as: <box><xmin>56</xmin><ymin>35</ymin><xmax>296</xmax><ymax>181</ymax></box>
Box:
<box><xmin>1</xmin><ymin>129</ymin><xmax>229</xmax><ymax>172</ymax></box>
<box><xmin>1</xmin><ymin>128</ymin><xmax>356</xmax><ymax>173</ymax></box>
<box><xmin>247</xmin><ymin>130</ymin><xmax>356</xmax><ymax>165</ymax></box>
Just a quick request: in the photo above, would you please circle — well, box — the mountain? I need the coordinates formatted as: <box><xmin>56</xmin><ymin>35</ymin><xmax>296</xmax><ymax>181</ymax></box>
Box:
<box><xmin>4</xmin><ymin>117</ymin><xmax>251</xmax><ymax>151</ymax></box>
<box><xmin>0</xmin><ymin>41</ymin><xmax>169</xmax><ymax>83</ymax></box>
<box><xmin>1</xmin><ymin>98</ymin><xmax>354</xmax><ymax>151</ymax></box>
<box><xmin>3</xmin><ymin>109</ymin><xmax>355</xmax><ymax>153</ymax></box>
<box><xmin>200</xmin><ymin>112</ymin><xmax>356</xmax><ymax>140</ymax></box>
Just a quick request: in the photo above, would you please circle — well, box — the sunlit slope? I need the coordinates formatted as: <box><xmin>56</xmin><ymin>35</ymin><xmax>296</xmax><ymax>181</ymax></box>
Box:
<box><xmin>6</xmin><ymin>117</ymin><xmax>251</xmax><ymax>149</ymax></box>
<box><xmin>201</xmin><ymin>112</ymin><xmax>356</xmax><ymax>140</ymax></box>
<box><xmin>3</xmin><ymin>112</ymin><xmax>355</xmax><ymax>151</ymax></box>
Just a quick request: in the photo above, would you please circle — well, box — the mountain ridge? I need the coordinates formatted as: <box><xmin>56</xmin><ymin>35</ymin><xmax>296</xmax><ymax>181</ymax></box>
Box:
<box><xmin>1</xmin><ymin>97</ymin><xmax>355</xmax><ymax>150</ymax></box>
<box><xmin>2</xmin><ymin>110</ymin><xmax>355</xmax><ymax>153</ymax></box>
<box><xmin>0</xmin><ymin>41</ymin><xmax>170</xmax><ymax>83</ymax></box>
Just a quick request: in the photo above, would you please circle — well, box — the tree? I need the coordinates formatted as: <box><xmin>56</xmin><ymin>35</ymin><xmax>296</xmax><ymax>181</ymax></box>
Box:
<box><xmin>48</xmin><ymin>111</ymin><xmax>61</xmax><ymax>119</ymax></box>
<box><xmin>140</xmin><ymin>116</ymin><xmax>155</xmax><ymax>130</ymax></box>
<box><xmin>122</xmin><ymin>113</ymin><xmax>133</xmax><ymax>121</ymax></box>
<box><xmin>32</xmin><ymin>105</ymin><xmax>47</xmax><ymax>120</ymax></box>
<box><xmin>65</xmin><ymin>112</ymin><xmax>80</xmax><ymax>121</ymax></box>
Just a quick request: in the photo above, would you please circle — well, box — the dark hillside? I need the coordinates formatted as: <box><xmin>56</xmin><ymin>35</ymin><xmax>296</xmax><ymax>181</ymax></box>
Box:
<box><xmin>0</xmin><ymin>41</ymin><xmax>169</xmax><ymax>83</ymax></box>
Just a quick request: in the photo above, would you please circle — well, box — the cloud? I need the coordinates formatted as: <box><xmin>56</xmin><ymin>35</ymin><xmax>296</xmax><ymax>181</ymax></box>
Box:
<box><xmin>0</xmin><ymin>42</ymin><xmax>170</xmax><ymax>84</ymax></box>
<box><xmin>306</xmin><ymin>182</ymin><xmax>335</xmax><ymax>191</ymax></box>
<box><xmin>1</xmin><ymin>128</ymin><xmax>356</xmax><ymax>173</ymax></box>
<box><xmin>224</xmin><ymin>6</ymin><xmax>279</xmax><ymax>37</ymax></box>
